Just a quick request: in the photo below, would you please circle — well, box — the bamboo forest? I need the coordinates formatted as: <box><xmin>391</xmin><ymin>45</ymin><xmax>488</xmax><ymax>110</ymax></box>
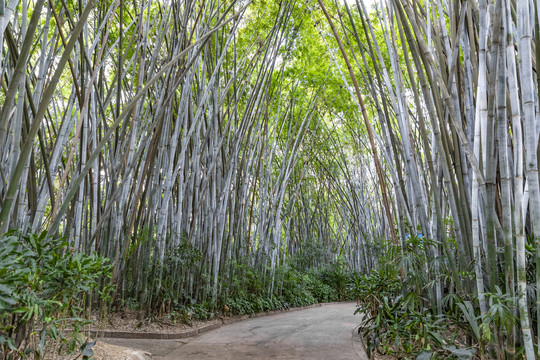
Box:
<box><xmin>2</xmin><ymin>0</ymin><xmax>540</xmax><ymax>358</ymax></box>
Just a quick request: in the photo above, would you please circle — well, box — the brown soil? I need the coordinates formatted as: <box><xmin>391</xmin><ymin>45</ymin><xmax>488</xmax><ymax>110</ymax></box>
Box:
<box><xmin>42</xmin><ymin>311</ymin><xmax>221</xmax><ymax>359</ymax></box>
<box><xmin>88</xmin><ymin>310</ymin><xmax>221</xmax><ymax>334</ymax></box>
<box><xmin>367</xmin><ymin>350</ymin><xmax>397</xmax><ymax>360</ymax></box>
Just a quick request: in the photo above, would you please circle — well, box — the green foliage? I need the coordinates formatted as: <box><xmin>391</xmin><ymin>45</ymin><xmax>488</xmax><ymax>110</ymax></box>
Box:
<box><xmin>221</xmin><ymin>263</ymin><xmax>289</xmax><ymax>315</ymax></box>
<box><xmin>448</xmin><ymin>288</ymin><xmax>517</xmax><ymax>359</ymax></box>
<box><xmin>317</xmin><ymin>260</ymin><xmax>356</xmax><ymax>301</ymax></box>
<box><xmin>155</xmin><ymin>235</ymin><xmax>203</xmax><ymax>304</ymax></box>
<box><xmin>217</xmin><ymin>263</ymin><xmax>357</xmax><ymax>317</ymax></box>
<box><xmin>360</xmin><ymin>293</ymin><xmax>455</xmax><ymax>359</ymax></box>
<box><xmin>123</xmin><ymin>229</ymin><xmax>204</xmax><ymax>313</ymax></box>
<box><xmin>170</xmin><ymin>301</ymin><xmax>213</xmax><ymax>325</ymax></box>
<box><xmin>0</xmin><ymin>230</ymin><xmax>111</xmax><ymax>359</ymax></box>
<box><xmin>355</xmin><ymin>237</ymin><xmax>479</xmax><ymax>359</ymax></box>
<box><xmin>356</xmin><ymin>272</ymin><xmax>478</xmax><ymax>359</ymax></box>
<box><xmin>281</xmin><ymin>269</ymin><xmax>317</xmax><ymax>308</ymax></box>
<box><xmin>354</xmin><ymin>267</ymin><xmax>402</xmax><ymax>320</ymax></box>
<box><xmin>355</xmin><ymin>234</ymin><xmax>529</xmax><ymax>359</ymax></box>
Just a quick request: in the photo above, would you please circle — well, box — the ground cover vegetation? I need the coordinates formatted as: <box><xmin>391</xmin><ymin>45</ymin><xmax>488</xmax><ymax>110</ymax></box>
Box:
<box><xmin>1</xmin><ymin>0</ymin><xmax>540</xmax><ymax>359</ymax></box>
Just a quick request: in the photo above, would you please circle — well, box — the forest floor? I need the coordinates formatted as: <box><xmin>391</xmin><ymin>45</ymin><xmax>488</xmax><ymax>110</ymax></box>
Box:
<box><xmin>89</xmin><ymin>312</ymin><xmax>223</xmax><ymax>336</ymax></box>
<box><xmin>93</xmin><ymin>302</ymin><xmax>366</xmax><ymax>359</ymax></box>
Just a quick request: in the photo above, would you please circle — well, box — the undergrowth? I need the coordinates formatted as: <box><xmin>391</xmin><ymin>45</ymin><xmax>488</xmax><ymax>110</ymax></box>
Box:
<box><xmin>162</xmin><ymin>261</ymin><xmax>359</xmax><ymax>323</ymax></box>
<box><xmin>221</xmin><ymin>262</ymin><xmax>357</xmax><ymax>316</ymax></box>
<box><xmin>0</xmin><ymin>230</ymin><xmax>111</xmax><ymax>360</ymax></box>
<box><xmin>0</xmin><ymin>229</ymin><xmax>359</xmax><ymax>358</ymax></box>
<box><xmin>356</xmin><ymin>235</ymin><xmax>523</xmax><ymax>360</ymax></box>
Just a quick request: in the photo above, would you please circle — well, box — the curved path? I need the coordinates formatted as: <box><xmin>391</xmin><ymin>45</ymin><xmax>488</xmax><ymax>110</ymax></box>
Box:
<box><xmin>158</xmin><ymin>302</ymin><xmax>364</xmax><ymax>360</ymax></box>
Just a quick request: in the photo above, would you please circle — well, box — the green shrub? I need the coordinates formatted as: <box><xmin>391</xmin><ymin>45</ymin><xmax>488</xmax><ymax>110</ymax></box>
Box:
<box><xmin>216</xmin><ymin>264</ymin><xmax>356</xmax><ymax>317</ymax></box>
<box><xmin>281</xmin><ymin>269</ymin><xmax>316</xmax><ymax>307</ymax></box>
<box><xmin>360</xmin><ymin>292</ymin><xmax>458</xmax><ymax>359</ymax></box>
<box><xmin>355</xmin><ymin>240</ymin><xmax>480</xmax><ymax>359</ymax></box>
<box><xmin>0</xmin><ymin>230</ymin><xmax>111</xmax><ymax>359</ymax></box>
<box><xmin>308</xmin><ymin>277</ymin><xmax>338</xmax><ymax>303</ymax></box>
<box><xmin>317</xmin><ymin>261</ymin><xmax>353</xmax><ymax>301</ymax></box>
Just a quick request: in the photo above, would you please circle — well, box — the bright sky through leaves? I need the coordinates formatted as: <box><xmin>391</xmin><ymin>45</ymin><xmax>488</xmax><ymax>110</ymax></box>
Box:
<box><xmin>345</xmin><ymin>0</ymin><xmax>376</xmax><ymax>10</ymax></box>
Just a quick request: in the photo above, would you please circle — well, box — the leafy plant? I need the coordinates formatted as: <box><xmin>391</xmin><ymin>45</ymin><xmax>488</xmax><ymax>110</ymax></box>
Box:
<box><xmin>0</xmin><ymin>230</ymin><xmax>112</xmax><ymax>359</ymax></box>
<box><xmin>213</xmin><ymin>263</ymin><xmax>356</xmax><ymax>317</ymax></box>
<box><xmin>359</xmin><ymin>291</ymin><xmax>478</xmax><ymax>359</ymax></box>
<box><xmin>355</xmin><ymin>236</ymin><xmax>480</xmax><ymax>359</ymax></box>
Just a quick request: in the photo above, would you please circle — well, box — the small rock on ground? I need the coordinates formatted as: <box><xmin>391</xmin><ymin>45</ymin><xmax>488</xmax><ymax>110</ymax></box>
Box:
<box><xmin>92</xmin><ymin>341</ymin><xmax>152</xmax><ymax>360</ymax></box>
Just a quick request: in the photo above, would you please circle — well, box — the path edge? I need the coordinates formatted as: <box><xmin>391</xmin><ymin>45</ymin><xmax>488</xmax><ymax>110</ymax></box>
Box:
<box><xmin>90</xmin><ymin>301</ymin><xmax>350</xmax><ymax>340</ymax></box>
<box><xmin>352</xmin><ymin>325</ymin><xmax>369</xmax><ymax>360</ymax></box>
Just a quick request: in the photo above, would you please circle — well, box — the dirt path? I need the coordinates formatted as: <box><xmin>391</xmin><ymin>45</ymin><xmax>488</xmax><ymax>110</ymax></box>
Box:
<box><xmin>103</xmin><ymin>302</ymin><xmax>367</xmax><ymax>360</ymax></box>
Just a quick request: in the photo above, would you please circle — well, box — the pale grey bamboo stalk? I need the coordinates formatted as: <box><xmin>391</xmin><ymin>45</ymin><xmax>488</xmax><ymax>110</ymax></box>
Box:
<box><xmin>496</xmin><ymin>4</ymin><xmax>515</xmax><ymax>353</ymax></box>
<box><xmin>505</xmin><ymin>0</ymin><xmax>535</xmax><ymax>356</ymax></box>
<box><xmin>0</xmin><ymin>0</ymin><xmax>95</xmax><ymax>233</ymax></box>
<box><xmin>383</xmin><ymin>0</ymin><xmax>430</xmax><ymax>238</ymax></box>
<box><xmin>32</xmin><ymin>92</ymin><xmax>78</xmax><ymax>231</ymax></box>
<box><xmin>516</xmin><ymin>1</ymin><xmax>540</xmax><ymax>354</ymax></box>
<box><xmin>47</xmin><ymin>4</ymin><xmax>249</xmax><ymax>236</ymax></box>
<box><xmin>0</xmin><ymin>0</ymin><xmax>46</xmax><ymax>149</ymax></box>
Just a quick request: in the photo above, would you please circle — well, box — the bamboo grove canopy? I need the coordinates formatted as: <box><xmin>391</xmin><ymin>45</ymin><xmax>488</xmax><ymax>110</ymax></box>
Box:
<box><xmin>1</xmin><ymin>0</ymin><xmax>540</xmax><ymax>358</ymax></box>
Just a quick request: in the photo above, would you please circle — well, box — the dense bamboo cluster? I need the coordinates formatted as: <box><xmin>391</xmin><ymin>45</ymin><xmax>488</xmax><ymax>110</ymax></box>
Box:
<box><xmin>313</xmin><ymin>0</ymin><xmax>540</xmax><ymax>357</ymax></box>
<box><xmin>0</xmin><ymin>0</ymin><xmax>363</xmax><ymax>316</ymax></box>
